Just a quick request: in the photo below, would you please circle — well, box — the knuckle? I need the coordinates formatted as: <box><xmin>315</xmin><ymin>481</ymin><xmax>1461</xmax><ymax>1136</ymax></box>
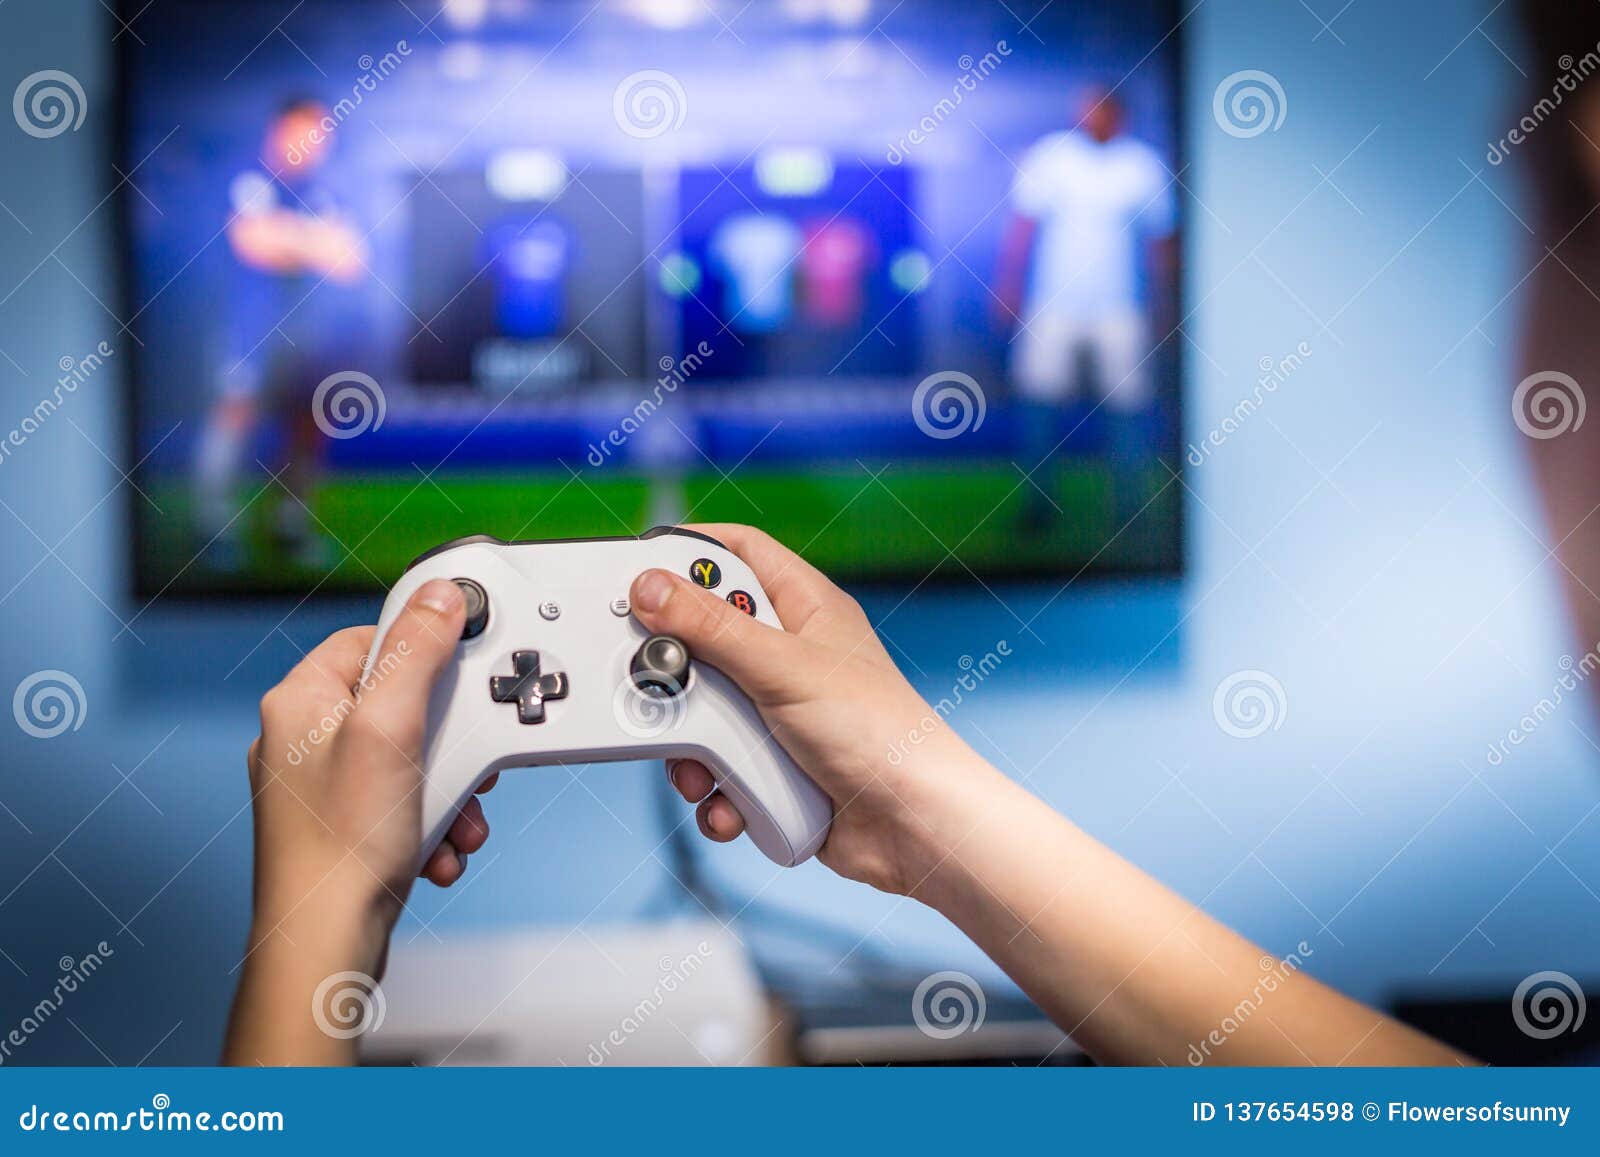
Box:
<box><xmin>347</xmin><ymin>705</ymin><xmax>420</xmax><ymax>751</ymax></box>
<box><xmin>740</xmin><ymin>523</ymin><xmax>776</xmax><ymax>550</ymax></box>
<box><xmin>258</xmin><ymin>683</ymin><xmax>295</xmax><ymax>723</ymax></box>
<box><xmin>331</xmin><ymin>624</ymin><xmax>373</xmax><ymax>649</ymax></box>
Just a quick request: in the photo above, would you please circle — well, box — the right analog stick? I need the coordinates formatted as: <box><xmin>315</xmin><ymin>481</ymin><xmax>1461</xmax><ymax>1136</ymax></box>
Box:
<box><xmin>630</xmin><ymin>634</ymin><xmax>690</xmax><ymax>697</ymax></box>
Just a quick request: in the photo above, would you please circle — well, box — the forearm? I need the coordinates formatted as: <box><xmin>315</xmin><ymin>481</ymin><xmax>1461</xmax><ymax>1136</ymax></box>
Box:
<box><xmin>909</xmin><ymin>753</ymin><xmax>1472</xmax><ymax>1066</ymax></box>
<box><xmin>223</xmin><ymin>888</ymin><xmax>389</xmax><ymax>1066</ymax></box>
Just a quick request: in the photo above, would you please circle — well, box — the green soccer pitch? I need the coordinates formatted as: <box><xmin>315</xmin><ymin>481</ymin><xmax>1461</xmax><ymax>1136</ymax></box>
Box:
<box><xmin>141</xmin><ymin>461</ymin><xmax>1177</xmax><ymax>595</ymax></box>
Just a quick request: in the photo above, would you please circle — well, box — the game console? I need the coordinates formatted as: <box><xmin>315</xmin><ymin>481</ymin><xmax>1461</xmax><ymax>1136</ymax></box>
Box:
<box><xmin>363</xmin><ymin>527</ymin><xmax>833</xmax><ymax>870</ymax></box>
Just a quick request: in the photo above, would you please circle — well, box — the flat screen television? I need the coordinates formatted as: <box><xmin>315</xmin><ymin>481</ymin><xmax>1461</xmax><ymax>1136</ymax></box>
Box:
<box><xmin>119</xmin><ymin>0</ymin><xmax>1184</xmax><ymax>597</ymax></box>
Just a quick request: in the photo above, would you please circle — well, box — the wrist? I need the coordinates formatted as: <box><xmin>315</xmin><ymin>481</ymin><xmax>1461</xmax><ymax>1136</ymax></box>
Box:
<box><xmin>882</xmin><ymin>736</ymin><xmax>1019</xmax><ymax>897</ymax></box>
<box><xmin>891</xmin><ymin>742</ymin><xmax>1064</xmax><ymax>915</ymax></box>
<box><xmin>229</xmin><ymin>881</ymin><xmax>394</xmax><ymax>1066</ymax></box>
<box><xmin>250</xmin><ymin>863</ymin><xmax>398</xmax><ymax>980</ymax></box>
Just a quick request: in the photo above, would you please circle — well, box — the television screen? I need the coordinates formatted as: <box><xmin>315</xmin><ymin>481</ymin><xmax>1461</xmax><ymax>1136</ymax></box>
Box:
<box><xmin>121</xmin><ymin>0</ymin><xmax>1184</xmax><ymax>596</ymax></box>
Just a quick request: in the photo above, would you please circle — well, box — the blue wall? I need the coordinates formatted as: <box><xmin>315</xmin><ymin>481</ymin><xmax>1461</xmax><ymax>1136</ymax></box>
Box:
<box><xmin>2</xmin><ymin>0</ymin><xmax>1597</xmax><ymax>1064</ymax></box>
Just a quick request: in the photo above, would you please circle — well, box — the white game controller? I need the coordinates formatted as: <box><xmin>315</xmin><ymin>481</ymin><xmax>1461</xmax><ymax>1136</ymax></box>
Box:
<box><xmin>363</xmin><ymin>527</ymin><xmax>833</xmax><ymax>870</ymax></box>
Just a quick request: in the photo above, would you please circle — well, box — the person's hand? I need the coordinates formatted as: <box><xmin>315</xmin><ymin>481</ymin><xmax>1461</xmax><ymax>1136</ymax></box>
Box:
<box><xmin>629</xmin><ymin>525</ymin><xmax>1009</xmax><ymax>895</ymax></box>
<box><xmin>227</xmin><ymin>579</ymin><xmax>499</xmax><ymax>1064</ymax></box>
<box><xmin>244</xmin><ymin>580</ymin><xmax>495</xmax><ymax>966</ymax></box>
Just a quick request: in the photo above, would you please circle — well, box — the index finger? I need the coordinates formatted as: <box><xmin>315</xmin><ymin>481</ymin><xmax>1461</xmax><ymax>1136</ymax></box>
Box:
<box><xmin>679</xmin><ymin>524</ymin><xmax>830</xmax><ymax>626</ymax></box>
<box><xmin>678</xmin><ymin>523</ymin><xmax>892</xmax><ymax>669</ymax></box>
<box><xmin>281</xmin><ymin>625</ymin><xmax>377</xmax><ymax>696</ymax></box>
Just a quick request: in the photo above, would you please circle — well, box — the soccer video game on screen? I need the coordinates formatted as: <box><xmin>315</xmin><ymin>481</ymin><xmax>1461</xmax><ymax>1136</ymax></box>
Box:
<box><xmin>122</xmin><ymin>0</ymin><xmax>1183</xmax><ymax>595</ymax></box>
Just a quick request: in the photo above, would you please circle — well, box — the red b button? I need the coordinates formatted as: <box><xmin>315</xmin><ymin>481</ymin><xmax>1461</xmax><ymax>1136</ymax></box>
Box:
<box><xmin>726</xmin><ymin>590</ymin><xmax>757</xmax><ymax>616</ymax></box>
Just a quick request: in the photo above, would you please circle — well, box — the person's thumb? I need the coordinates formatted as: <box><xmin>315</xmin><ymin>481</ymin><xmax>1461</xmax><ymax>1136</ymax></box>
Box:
<box><xmin>355</xmin><ymin>579</ymin><xmax>466</xmax><ymax>748</ymax></box>
<box><xmin>629</xmin><ymin>569</ymin><xmax>813</xmax><ymax>705</ymax></box>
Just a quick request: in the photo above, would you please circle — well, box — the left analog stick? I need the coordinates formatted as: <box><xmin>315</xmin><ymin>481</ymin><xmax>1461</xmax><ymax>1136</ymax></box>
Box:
<box><xmin>454</xmin><ymin>578</ymin><xmax>489</xmax><ymax>639</ymax></box>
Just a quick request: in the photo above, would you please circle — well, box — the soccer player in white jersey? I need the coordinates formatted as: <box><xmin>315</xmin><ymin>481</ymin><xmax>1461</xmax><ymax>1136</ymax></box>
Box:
<box><xmin>995</xmin><ymin>86</ymin><xmax>1175</xmax><ymax>539</ymax></box>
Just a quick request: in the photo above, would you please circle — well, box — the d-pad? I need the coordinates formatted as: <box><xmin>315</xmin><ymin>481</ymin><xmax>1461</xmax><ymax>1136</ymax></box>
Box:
<box><xmin>489</xmin><ymin>650</ymin><xmax>569</xmax><ymax>724</ymax></box>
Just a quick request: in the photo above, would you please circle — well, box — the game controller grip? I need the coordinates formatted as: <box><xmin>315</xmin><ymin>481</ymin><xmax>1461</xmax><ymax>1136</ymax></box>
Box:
<box><xmin>407</xmin><ymin>720</ymin><xmax>831</xmax><ymax>871</ymax></box>
<box><xmin>685</xmin><ymin>737</ymin><xmax>831</xmax><ymax>867</ymax></box>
